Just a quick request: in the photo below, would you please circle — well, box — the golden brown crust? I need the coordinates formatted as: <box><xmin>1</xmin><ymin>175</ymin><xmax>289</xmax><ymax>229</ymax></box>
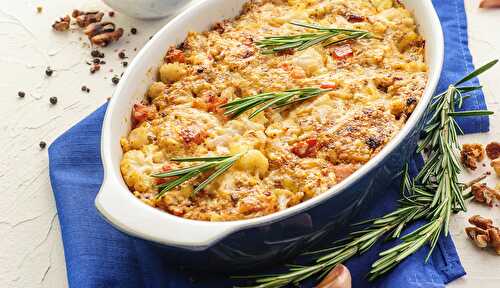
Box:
<box><xmin>120</xmin><ymin>0</ymin><xmax>427</xmax><ymax>221</ymax></box>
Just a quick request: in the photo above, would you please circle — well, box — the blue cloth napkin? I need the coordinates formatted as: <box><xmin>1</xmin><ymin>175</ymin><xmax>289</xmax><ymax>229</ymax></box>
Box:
<box><xmin>49</xmin><ymin>0</ymin><xmax>489</xmax><ymax>287</ymax></box>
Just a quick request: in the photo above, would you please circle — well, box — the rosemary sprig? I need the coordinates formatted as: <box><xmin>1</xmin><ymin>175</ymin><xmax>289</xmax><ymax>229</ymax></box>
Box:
<box><xmin>221</xmin><ymin>88</ymin><xmax>331</xmax><ymax>119</ymax></box>
<box><xmin>152</xmin><ymin>152</ymin><xmax>245</xmax><ymax>198</ymax></box>
<box><xmin>367</xmin><ymin>59</ymin><xmax>498</xmax><ymax>279</ymax></box>
<box><xmin>235</xmin><ymin>60</ymin><xmax>497</xmax><ymax>287</ymax></box>
<box><xmin>256</xmin><ymin>21</ymin><xmax>371</xmax><ymax>54</ymax></box>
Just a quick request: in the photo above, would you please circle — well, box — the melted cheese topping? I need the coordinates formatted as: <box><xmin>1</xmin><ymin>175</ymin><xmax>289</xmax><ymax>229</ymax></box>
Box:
<box><xmin>120</xmin><ymin>0</ymin><xmax>427</xmax><ymax>221</ymax></box>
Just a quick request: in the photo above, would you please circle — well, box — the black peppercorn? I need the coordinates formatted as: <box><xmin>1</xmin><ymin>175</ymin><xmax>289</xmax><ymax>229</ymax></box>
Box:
<box><xmin>18</xmin><ymin>91</ymin><xmax>25</xmax><ymax>98</ymax></box>
<box><xmin>93</xmin><ymin>58</ymin><xmax>101</xmax><ymax>64</ymax></box>
<box><xmin>39</xmin><ymin>141</ymin><xmax>47</xmax><ymax>149</ymax></box>
<box><xmin>111</xmin><ymin>76</ymin><xmax>120</xmax><ymax>85</ymax></box>
<box><xmin>45</xmin><ymin>67</ymin><xmax>53</xmax><ymax>77</ymax></box>
<box><xmin>100</xmin><ymin>60</ymin><xmax>106</xmax><ymax>65</ymax></box>
<box><xmin>81</xmin><ymin>85</ymin><xmax>90</xmax><ymax>93</ymax></box>
<box><xmin>108</xmin><ymin>11</ymin><xmax>115</xmax><ymax>17</ymax></box>
<box><xmin>118</xmin><ymin>51</ymin><xmax>126</xmax><ymax>59</ymax></box>
<box><xmin>130</xmin><ymin>27</ymin><xmax>137</xmax><ymax>34</ymax></box>
<box><xmin>49</xmin><ymin>96</ymin><xmax>58</xmax><ymax>105</ymax></box>
<box><xmin>91</xmin><ymin>50</ymin><xmax>100</xmax><ymax>57</ymax></box>
<box><xmin>122</xmin><ymin>61</ymin><xmax>128</xmax><ymax>67</ymax></box>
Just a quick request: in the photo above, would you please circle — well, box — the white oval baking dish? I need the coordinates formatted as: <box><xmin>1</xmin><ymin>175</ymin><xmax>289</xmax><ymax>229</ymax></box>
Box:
<box><xmin>96</xmin><ymin>0</ymin><xmax>444</xmax><ymax>252</ymax></box>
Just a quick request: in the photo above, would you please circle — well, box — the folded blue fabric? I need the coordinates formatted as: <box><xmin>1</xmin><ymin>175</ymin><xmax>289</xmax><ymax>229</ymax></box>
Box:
<box><xmin>48</xmin><ymin>0</ymin><xmax>488</xmax><ymax>287</ymax></box>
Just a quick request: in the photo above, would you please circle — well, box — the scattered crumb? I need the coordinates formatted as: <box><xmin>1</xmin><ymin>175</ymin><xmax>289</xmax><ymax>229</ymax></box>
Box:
<box><xmin>461</xmin><ymin>143</ymin><xmax>485</xmax><ymax>170</ymax></box>
<box><xmin>90</xmin><ymin>64</ymin><xmax>101</xmax><ymax>74</ymax></box>
<box><xmin>36</xmin><ymin>6</ymin><xmax>43</xmax><ymax>13</ymax></box>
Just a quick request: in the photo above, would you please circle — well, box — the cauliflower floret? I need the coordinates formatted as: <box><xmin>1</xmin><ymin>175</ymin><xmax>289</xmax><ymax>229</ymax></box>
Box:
<box><xmin>120</xmin><ymin>147</ymin><xmax>158</xmax><ymax>193</ymax></box>
<box><xmin>236</xmin><ymin>149</ymin><xmax>269</xmax><ymax>178</ymax></box>
<box><xmin>292</xmin><ymin>48</ymin><xmax>324</xmax><ymax>77</ymax></box>
<box><xmin>148</xmin><ymin>81</ymin><xmax>166</xmax><ymax>99</ymax></box>
<box><xmin>128</xmin><ymin>126</ymin><xmax>150</xmax><ymax>149</ymax></box>
<box><xmin>159</xmin><ymin>62</ymin><xmax>187</xmax><ymax>83</ymax></box>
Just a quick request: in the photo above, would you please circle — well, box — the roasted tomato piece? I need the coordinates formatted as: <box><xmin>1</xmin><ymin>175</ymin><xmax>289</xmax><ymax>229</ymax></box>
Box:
<box><xmin>205</xmin><ymin>92</ymin><xmax>228</xmax><ymax>113</ymax></box>
<box><xmin>155</xmin><ymin>164</ymin><xmax>173</xmax><ymax>185</ymax></box>
<box><xmin>180</xmin><ymin>127</ymin><xmax>208</xmax><ymax>145</ymax></box>
<box><xmin>164</xmin><ymin>47</ymin><xmax>185</xmax><ymax>63</ymax></box>
<box><xmin>332</xmin><ymin>164</ymin><xmax>359</xmax><ymax>183</ymax></box>
<box><xmin>330</xmin><ymin>44</ymin><xmax>353</xmax><ymax>60</ymax></box>
<box><xmin>291</xmin><ymin>139</ymin><xmax>318</xmax><ymax>158</ymax></box>
<box><xmin>346</xmin><ymin>13</ymin><xmax>366</xmax><ymax>23</ymax></box>
<box><xmin>132</xmin><ymin>103</ymin><xmax>155</xmax><ymax>123</ymax></box>
<box><xmin>320</xmin><ymin>82</ymin><xmax>337</xmax><ymax>89</ymax></box>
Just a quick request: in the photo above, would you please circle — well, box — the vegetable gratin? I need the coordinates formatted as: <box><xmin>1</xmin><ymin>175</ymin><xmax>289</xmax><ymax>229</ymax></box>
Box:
<box><xmin>120</xmin><ymin>0</ymin><xmax>427</xmax><ymax>221</ymax></box>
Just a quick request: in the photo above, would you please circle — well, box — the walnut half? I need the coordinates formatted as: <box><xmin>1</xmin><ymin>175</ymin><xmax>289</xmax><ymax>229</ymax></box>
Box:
<box><xmin>471</xmin><ymin>183</ymin><xmax>500</xmax><ymax>207</ymax></box>
<box><xmin>461</xmin><ymin>143</ymin><xmax>485</xmax><ymax>170</ymax></box>
<box><xmin>52</xmin><ymin>15</ymin><xmax>70</xmax><ymax>31</ymax></box>
<box><xmin>466</xmin><ymin>215</ymin><xmax>500</xmax><ymax>255</ymax></box>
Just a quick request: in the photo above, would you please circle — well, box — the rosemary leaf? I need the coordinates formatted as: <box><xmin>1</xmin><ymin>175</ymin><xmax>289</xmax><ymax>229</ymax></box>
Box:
<box><xmin>256</xmin><ymin>21</ymin><xmax>372</xmax><ymax>54</ymax></box>
<box><xmin>221</xmin><ymin>88</ymin><xmax>331</xmax><ymax>119</ymax></box>
<box><xmin>152</xmin><ymin>152</ymin><xmax>245</xmax><ymax>198</ymax></box>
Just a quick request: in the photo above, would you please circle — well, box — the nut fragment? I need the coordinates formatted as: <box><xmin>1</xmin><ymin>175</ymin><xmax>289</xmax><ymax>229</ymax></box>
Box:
<box><xmin>491</xmin><ymin>158</ymin><xmax>500</xmax><ymax>177</ymax></box>
<box><xmin>469</xmin><ymin>215</ymin><xmax>494</xmax><ymax>229</ymax></box>
<box><xmin>486</xmin><ymin>142</ymin><xmax>500</xmax><ymax>160</ymax></box>
<box><xmin>471</xmin><ymin>183</ymin><xmax>500</xmax><ymax>207</ymax></box>
<box><xmin>52</xmin><ymin>15</ymin><xmax>70</xmax><ymax>31</ymax></box>
<box><xmin>480</xmin><ymin>0</ymin><xmax>500</xmax><ymax>8</ymax></box>
<box><xmin>466</xmin><ymin>215</ymin><xmax>500</xmax><ymax>255</ymax></box>
<box><xmin>316</xmin><ymin>264</ymin><xmax>352</xmax><ymax>288</ymax></box>
<box><xmin>72</xmin><ymin>10</ymin><xmax>104</xmax><ymax>28</ymax></box>
<box><xmin>461</xmin><ymin>143</ymin><xmax>485</xmax><ymax>170</ymax></box>
<box><xmin>84</xmin><ymin>22</ymin><xmax>123</xmax><ymax>47</ymax></box>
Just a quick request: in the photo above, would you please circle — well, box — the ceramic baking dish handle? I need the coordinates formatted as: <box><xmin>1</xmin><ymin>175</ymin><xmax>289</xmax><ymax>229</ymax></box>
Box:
<box><xmin>95</xmin><ymin>175</ymin><xmax>239</xmax><ymax>250</ymax></box>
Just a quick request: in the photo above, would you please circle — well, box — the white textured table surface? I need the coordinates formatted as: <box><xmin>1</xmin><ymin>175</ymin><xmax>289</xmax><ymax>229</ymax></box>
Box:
<box><xmin>0</xmin><ymin>1</ymin><xmax>498</xmax><ymax>287</ymax></box>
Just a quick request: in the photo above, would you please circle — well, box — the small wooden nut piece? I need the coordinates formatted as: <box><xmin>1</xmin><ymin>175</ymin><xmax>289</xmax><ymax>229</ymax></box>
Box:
<box><xmin>316</xmin><ymin>264</ymin><xmax>351</xmax><ymax>288</ymax></box>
